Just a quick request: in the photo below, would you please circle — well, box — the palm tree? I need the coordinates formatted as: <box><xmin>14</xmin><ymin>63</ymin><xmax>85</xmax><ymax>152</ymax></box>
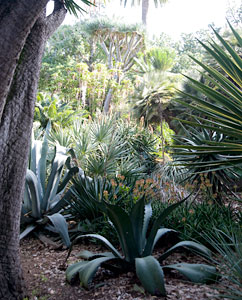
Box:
<box><xmin>133</xmin><ymin>47</ymin><xmax>179</xmax><ymax>128</ymax></box>
<box><xmin>141</xmin><ymin>0</ymin><xmax>169</xmax><ymax>26</ymax></box>
<box><xmin>133</xmin><ymin>47</ymin><xmax>180</xmax><ymax>160</ymax></box>
<box><xmin>121</xmin><ymin>0</ymin><xmax>169</xmax><ymax>25</ymax></box>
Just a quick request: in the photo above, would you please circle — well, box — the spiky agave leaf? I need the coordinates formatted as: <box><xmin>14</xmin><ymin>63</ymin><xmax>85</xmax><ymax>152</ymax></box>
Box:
<box><xmin>143</xmin><ymin>197</ymin><xmax>187</xmax><ymax>256</ymax></box>
<box><xmin>25</xmin><ymin>169</ymin><xmax>41</xmax><ymax>219</ymax></box>
<box><xmin>135</xmin><ymin>256</ymin><xmax>166</xmax><ymax>296</ymax></box>
<box><xmin>46</xmin><ymin>213</ymin><xmax>71</xmax><ymax>248</ymax></box>
<box><xmin>130</xmin><ymin>196</ymin><xmax>147</xmax><ymax>255</ymax></box>
<box><xmin>78</xmin><ymin>256</ymin><xmax>116</xmax><ymax>288</ymax></box>
<box><xmin>72</xmin><ymin>234</ymin><xmax>123</xmax><ymax>259</ymax></box>
<box><xmin>164</xmin><ymin>263</ymin><xmax>218</xmax><ymax>283</ymax></box>
<box><xmin>104</xmin><ymin>203</ymin><xmax>139</xmax><ymax>262</ymax></box>
<box><xmin>42</xmin><ymin>145</ymin><xmax>68</xmax><ymax>211</ymax></box>
<box><xmin>159</xmin><ymin>241</ymin><xmax>212</xmax><ymax>262</ymax></box>
<box><xmin>77</xmin><ymin>250</ymin><xmax>114</xmax><ymax>260</ymax></box>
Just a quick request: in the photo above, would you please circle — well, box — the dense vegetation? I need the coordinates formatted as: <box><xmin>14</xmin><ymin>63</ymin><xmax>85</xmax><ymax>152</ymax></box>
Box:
<box><xmin>21</xmin><ymin>9</ymin><xmax>242</xmax><ymax>299</ymax></box>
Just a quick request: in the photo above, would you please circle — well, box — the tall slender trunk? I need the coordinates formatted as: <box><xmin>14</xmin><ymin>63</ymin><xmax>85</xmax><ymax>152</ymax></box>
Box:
<box><xmin>142</xmin><ymin>0</ymin><xmax>149</xmax><ymax>25</ymax></box>
<box><xmin>0</xmin><ymin>2</ymin><xmax>66</xmax><ymax>298</ymax></box>
<box><xmin>103</xmin><ymin>88</ymin><xmax>113</xmax><ymax>113</ymax></box>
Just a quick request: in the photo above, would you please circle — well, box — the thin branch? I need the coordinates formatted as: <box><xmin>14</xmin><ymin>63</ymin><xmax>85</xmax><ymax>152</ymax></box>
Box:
<box><xmin>46</xmin><ymin>0</ymin><xmax>67</xmax><ymax>38</ymax></box>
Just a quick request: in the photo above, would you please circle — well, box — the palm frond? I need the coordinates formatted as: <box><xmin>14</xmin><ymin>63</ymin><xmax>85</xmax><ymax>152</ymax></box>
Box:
<box><xmin>64</xmin><ymin>0</ymin><xmax>95</xmax><ymax>16</ymax></box>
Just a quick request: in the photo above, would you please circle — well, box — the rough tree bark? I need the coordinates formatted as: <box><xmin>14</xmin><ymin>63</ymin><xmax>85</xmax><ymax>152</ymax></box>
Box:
<box><xmin>0</xmin><ymin>1</ymin><xmax>66</xmax><ymax>299</ymax></box>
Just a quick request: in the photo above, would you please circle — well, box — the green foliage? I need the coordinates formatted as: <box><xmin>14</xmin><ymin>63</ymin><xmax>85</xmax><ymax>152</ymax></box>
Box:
<box><xmin>156</xmin><ymin>121</ymin><xmax>175</xmax><ymax>145</ymax></box>
<box><xmin>133</xmin><ymin>71</ymin><xmax>179</xmax><ymax>126</ymax></box>
<box><xmin>72</xmin><ymin>115</ymin><xmax>158</xmax><ymax>177</ymax></box>
<box><xmin>40</xmin><ymin>58</ymin><xmax>133</xmax><ymax>114</ymax></box>
<box><xmin>134</xmin><ymin>47</ymin><xmax>176</xmax><ymax>74</ymax></box>
<box><xmin>172</xmin><ymin>126</ymin><xmax>238</xmax><ymax>202</ymax></box>
<box><xmin>79</xmin><ymin>17</ymin><xmax>144</xmax><ymax>36</ymax></box>
<box><xmin>171</xmin><ymin>23</ymin><xmax>242</xmax><ymax>189</ymax></box>
<box><xmin>204</xmin><ymin>226</ymin><xmax>242</xmax><ymax>299</ymax></box>
<box><xmin>20</xmin><ymin>124</ymin><xmax>78</xmax><ymax>247</ymax></box>
<box><xmin>64</xmin><ymin>171</ymin><xmax>162</xmax><ymax>244</ymax></box>
<box><xmin>72</xmin><ymin>174</ymin><xmax>155</xmax><ymax>208</ymax></box>
<box><xmin>151</xmin><ymin>29</ymin><xmax>210</xmax><ymax>74</ymax></box>
<box><xmin>39</xmin><ymin>19</ymin><xmax>142</xmax><ymax>115</ymax></box>
<box><xmin>66</xmin><ymin>197</ymin><xmax>217</xmax><ymax>296</ymax></box>
<box><xmin>64</xmin><ymin>0</ymin><xmax>94</xmax><ymax>16</ymax></box>
<box><xmin>35</xmin><ymin>92</ymin><xmax>87</xmax><ymax>129</ymax></box>
<box><xmin>151</xmin><ymin>198</ymin><xmax>241</xmax><ymax>247</ymax></box>
<box><xmin>132</xmin><ymin>45</ymin><xmax>181</xmax><ymax>131</ymax></box>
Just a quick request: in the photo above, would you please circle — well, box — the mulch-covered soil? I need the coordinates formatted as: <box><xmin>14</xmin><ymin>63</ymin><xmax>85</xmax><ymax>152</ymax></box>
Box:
<box><xmin>20</xmin><ymin>236</ymin><xmax>233</xmax><ymax>300</ymax></box>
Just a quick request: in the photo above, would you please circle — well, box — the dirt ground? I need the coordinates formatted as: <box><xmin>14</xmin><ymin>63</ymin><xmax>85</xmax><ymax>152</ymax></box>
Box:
<box><xmin>20</xmin><ymin>236</ymin><xmax>233</xmax><ymax>300</ymax></box>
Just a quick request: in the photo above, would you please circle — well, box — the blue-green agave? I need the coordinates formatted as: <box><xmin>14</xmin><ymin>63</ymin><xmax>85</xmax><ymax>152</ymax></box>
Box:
<box><xmin>21</xmin><ymin>124</ymin><xmax>78</xmax><ymax>247</ymax></box>
<box><xmin>66</xmin><ymin>197</ymin><xmax>218</xmax><ymax>296</ymax></box>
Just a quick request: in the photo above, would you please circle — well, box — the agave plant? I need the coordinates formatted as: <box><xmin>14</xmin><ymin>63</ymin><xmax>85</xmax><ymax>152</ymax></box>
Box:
<box><xmin>21</xmin><ymin>124</ymin><xmax>78</xmax><ymax>247</ymax></box>
<box><xmin>66</xmin><ymin>197</ymin><xmax>218</xmax><ymax>296</ymax></box>
<box><xmin>172</xmin><ymin>23</ymin><xmax>242</xmax><ymax>174</ymax></box>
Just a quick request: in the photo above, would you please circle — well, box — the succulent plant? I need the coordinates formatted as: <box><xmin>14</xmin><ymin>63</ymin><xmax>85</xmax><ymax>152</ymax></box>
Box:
<box><xmin>66</xmin><ymin>196</ymin><xmax>218</xmax><ymax>296</ymax></box>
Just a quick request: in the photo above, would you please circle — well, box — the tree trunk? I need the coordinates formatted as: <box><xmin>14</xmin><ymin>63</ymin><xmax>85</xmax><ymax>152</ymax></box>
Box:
<box><xmin>142</xmin><ymin>0</ymin><xmax>149</xmax><ymax>25</ymax></box>
<box><xmin>0</xmin><ymin>0</ymin><xmax>49</xmax><ymax>119</ymax></box>
<box><xmin>103</xmin><ymin>88</ymin><xmax>113</xmax><ymax>113</ymax></box>
<box><xmin>0</xmin><ymin>2</ymin><xmax>66</xmax><ymax>298</ymax></box>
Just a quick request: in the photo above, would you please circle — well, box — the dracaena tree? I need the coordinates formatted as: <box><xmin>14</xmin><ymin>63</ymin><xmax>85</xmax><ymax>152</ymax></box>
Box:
<box><xmin>0</xmin><ymin>1</ymin><xmax>92</xmax><ymax>298</ymax></box>
<box><xmin>80</xmin><ymin>18</ymin><xmax>144</xmax><ymax>113</ymax></box>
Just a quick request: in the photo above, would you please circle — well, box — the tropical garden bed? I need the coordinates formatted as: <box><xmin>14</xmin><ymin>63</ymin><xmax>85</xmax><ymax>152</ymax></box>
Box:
<box><xmin>21</xmin><ymin>237</ymin><xmax>231</xmax><ymax>300</ymax></box>
<box><xmin>19</xmin><ymin>13</ymin><xmax>242</xmax><ymax>300</ymax></box>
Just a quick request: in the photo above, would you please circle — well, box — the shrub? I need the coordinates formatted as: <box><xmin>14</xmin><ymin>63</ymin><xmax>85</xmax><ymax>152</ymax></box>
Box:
<box><xmin>151</xmin><ymin>198</ymin><xmax>241</xmax><ymax>247</ymax></box>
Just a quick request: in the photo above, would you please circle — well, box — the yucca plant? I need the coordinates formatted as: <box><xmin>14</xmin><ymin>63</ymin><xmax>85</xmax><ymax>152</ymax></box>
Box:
<box><xmin>172</xmin><ymin>22</ymin><xmax>242</xmax><ymax>178</ymax></box>
<box><xmin>66</xmin><ymin>197</ymin><xmax>218</xmax><ymax>296</ymax></box>
<box><xmin>21</xmin><ymin>124</ymin><xmax>78</xmax><ymax>247</ymax></box>
<box><xmin>64</xmin><ymin>171</ymin><xmax>140</xmax><ymax>230</ymax></box>
<box><xmin>173</xmin><ymin>125</ymin><xmax>238</xmax><ymax>201</ymax></box>
<box><xmin>72</xmin><ymin>115</ymin><xmax>158</xmax><ymax>178</ymax></box>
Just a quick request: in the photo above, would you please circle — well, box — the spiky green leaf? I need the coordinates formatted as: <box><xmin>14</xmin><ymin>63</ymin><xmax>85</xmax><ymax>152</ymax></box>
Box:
<box><xmin>78</xmin><ymin>256</ymin><xmax>116</xmax><ymax>288</ymax></box>
<box><xmin>73</xmin><ymin>234</ymin><xmax>122</xmax><ymax>259</ymax></box>
<box><xmin>46</xmin><ymin>213</ymin><xmax>71</xmax><ymax>248</ymax></box>
<box><xmin>25</xmin><ymin>169</ymin><xmax>41</xmax><ymax>219</ymax></box>
<box><xmin>164</xmin><ymin>263</ymin><xmax>218</xmax><ymax>283</ymax></box>
<box><xmin>135</xmin><ymin>256</ymin><xmax>166</xmax><ymax>296</ymax></box>
<box><xmin>159</xmin><ymin>241</ymin><xmax>212</xmax><ymax>262</ymax></box>
<box><xmin>105</xmin><ymin>203</ymin><xmax>139</xmax><ymax>262</ymax></box>
<box><xmin>144</xmin><ymin>198</ymin><xmax>186</xmax><ymax>256</ymax></box>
